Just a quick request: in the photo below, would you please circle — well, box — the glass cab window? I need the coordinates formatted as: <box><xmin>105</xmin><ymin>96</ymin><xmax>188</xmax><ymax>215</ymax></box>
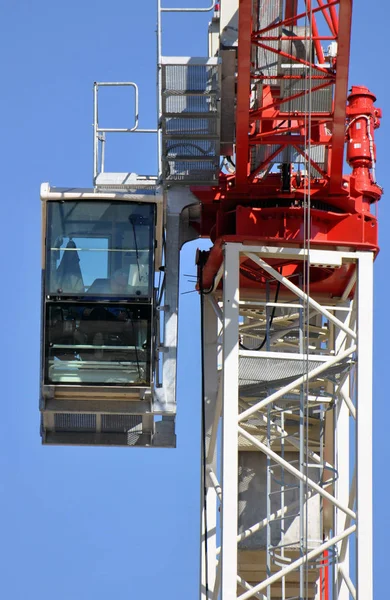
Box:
<box><xmin>43</xmin><ymin>201</ymin><xmax>155</xmax><ymax>387</ymax></box>
<box><xmin>45</xmin><ymin>302</ymin><xmax>151</xmax><ymax>385</ymax></box>
<box><xmin>46</xmin><ymin>201</ymin><xmax>155</xmax><ymax>298</ymax></box>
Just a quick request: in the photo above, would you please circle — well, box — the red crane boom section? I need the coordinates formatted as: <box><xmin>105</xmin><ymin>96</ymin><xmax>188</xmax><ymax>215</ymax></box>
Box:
<box><xmin>192</xmin><ymin>0</ymin><xmax>382</xmax><ymax>296</ymax></box>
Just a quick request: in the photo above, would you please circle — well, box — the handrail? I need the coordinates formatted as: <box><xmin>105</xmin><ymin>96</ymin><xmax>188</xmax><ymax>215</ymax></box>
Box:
<box><xmin>161</xmin><ymin>0</ymin><xmax>216</xmax><ymax>13</ymax></box>
<box><xmin>93</xmin><ymin>82</ymin><xmax>157</xmax><ymax>182</ymax></box>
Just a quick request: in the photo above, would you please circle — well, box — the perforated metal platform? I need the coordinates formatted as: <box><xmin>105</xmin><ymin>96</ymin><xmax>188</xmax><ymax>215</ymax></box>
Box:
<box><xmin>161</xmin><ymin>57</ymin><xmax>221</xmax><ymax>185</ymax></box>
<box><xmin>238</xmin><ymin>351</ymin><xmax>351</xmax><ymax>397</ymax></box>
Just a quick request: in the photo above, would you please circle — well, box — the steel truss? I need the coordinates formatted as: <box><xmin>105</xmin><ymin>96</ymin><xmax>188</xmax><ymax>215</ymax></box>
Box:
<box><xmin>235</xmin><ymin>0</ymin><xmax>353</xmax><ymax>193</ymax></box>
<box><xmin>200</xmin><ymin>243</ymin><xmax>373</xmax><ymax>600</ymax></box>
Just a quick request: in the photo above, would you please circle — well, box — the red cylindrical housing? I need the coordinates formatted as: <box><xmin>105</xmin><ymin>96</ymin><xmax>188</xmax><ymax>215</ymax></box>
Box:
<box><xmin>346</xmin><ymin>117</ymin><xmax>375</xmax><ymax>167</ymax></box>
<box><xmin>347</xmin><ymin>85</ymin><xmax>376</xmax><ymax>114</ymax></box>
<box><xmin>346</xmin><ymin>86</ymin><xmax>377</xmax><ymax>169</ymax></box>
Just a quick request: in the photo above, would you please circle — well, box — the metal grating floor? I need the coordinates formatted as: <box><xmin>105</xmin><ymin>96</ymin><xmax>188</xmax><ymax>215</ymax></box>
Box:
<box><xmin>161</xmin><ymin>57</ymin><xmax>221</xmax><ymax>185</ymax></box>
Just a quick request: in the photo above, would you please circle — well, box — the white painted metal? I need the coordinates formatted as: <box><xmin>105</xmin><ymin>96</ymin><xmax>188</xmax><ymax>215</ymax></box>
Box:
<box><xmin>238</xmin><ymin>526</ymin><xmax>357</xmax><ymax>600</ymax></box>
<box><xmin>92</xmin><ymin>82</ymin><xmax>157</xmax><ymax>184</ymax></box>
<box><xmin>199</xmin><ymin>243</ymin><xmax>374</xmax><ymax>600</ymax></box>
<box><xmin>238</xmin><ymin>426</ymin><xmax>355</xmax><ymax>519</ymax></box>
<box><xmin>220</xmin><ymin>244</ymin><xmax>240</xmax><ymax>600</ymax></box>
<box><xmin>237</xmin><ymin>345</ymin><xmax>356</xmax><ymax>423</ymax></box>
<box><xmin>219</xmin><ymin>0</ymin><xmax>238</xmax><ymax>47</ymax></box>
<box><xmin>334</xmin><ymin>308</ymin><xmax>352</xmax><ymax>600</ymax></box>
<box><xmin>154</xmin><ymin>187</ymin><xmax>200</xmax><ymax>413</ymax></box>
<box><xmin>356</xmin><ymin>252</ymin><xmax>374</xmax><ymax>600</ymax></box>
<box><xmin>160</xmin><ymin>0</ymin><xmax>216</xmax><ymax>12</ymax></box>
<box><xmin>244</xmin><ymin>253</ymin><xmax>356</xmax><ymax>339</ymax></box>
<box><xmin>201</xmin><ymin>298</ymin><xmax>219</xmax><ymax>599</ymax></box>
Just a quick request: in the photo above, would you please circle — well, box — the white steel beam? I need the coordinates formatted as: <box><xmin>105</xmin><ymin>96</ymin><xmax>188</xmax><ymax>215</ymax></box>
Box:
<box><xmin>238</xmin><ymin>344</ymin><xmax>356</xmax><ymax>422</ymax></box>
<box><xmin>221</xmin><ymin>243</ymin><xmax>240</xmax><ymax>599</ymax></box>
<box><xmin>334</xmin><ymin>308</ymin><xmax>353</xmax><ymax>600</ymax></box>
<box><xmin>244</xmin><ymin>252</ymin><xmax>357</xmax><ymax>340</ymax></box>
<box><xmin>237</xmin><ymin>525</ymin><xmax>356</xmax><ymax>600</ymax></box>
<box><xmin>216</xmin><ymin>490</ymin><xmax>317</xmax><ymax>554</ymax></box>
<box><xmin>339</xmin><ymin>564</ymin><xmax>356</xmax><ymax>599</ymax></box>
<box><xmin>201</xmin><ymin>299</ymin><xmax>219</xmax><ymax>599</ymax></box>
<box><xmin>356</xmin><ymin>252</ymin><xmax>374</xmax><ymax>600</ymax></box>
<box><xmin>237</xmin><ymin>426</ymin><xmax>355</xmax><ymax>519</ymax></box>
<box><xmin>200</xmin><ymin>245</ymin><xmax>373</xmax><ymax>600</ymax></box>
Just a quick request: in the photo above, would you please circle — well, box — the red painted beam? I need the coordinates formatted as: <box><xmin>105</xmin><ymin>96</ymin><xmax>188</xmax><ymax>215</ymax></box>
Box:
<box><xmin>329</xmin><ymin>2</ymin><xmax>339</xmax><ymax>34</ymax></box>
<box><xmin>316</xmin><ymin>0</ymin><xmax>337</xmax><ymax>35</ymax></box>
<box><xmin>253</xmin><ymin>0</ymin><xmax>339</xmax><ymax>36</ymax></box>
<box><xmin>249</xmin><ymin>119</ymin><xmax>331</xmax><ymax>139</ymax></box>
<box><xmin>235</xmin><ymin>0</ymin><xmax>252</xmax><ymax>187</ymax></box>
<box><xmin>252</xmin><ymin>75</ymin><xmax>333</xmax><ymax>80</ymax></box>
<box><xmin>293</xmin><ymin>145</ymin><xmax>329</xmax><ymax>178</ymax></box>
<box><xmin>329</xmin><ymin>0</ymin><xmax>352</xmax><ymax>193</ymax></box>
<box><xmin>258</xmin><ymin>36</ymin><xmax>336</xmax><ymax>41</ymax></box>
<box><xmin>253</xmin><ymin>41</ymin><xmax>330</xmax><ymax>73</ymax></box>
<box><xmin>306</xmin><ymin>0</ymin><xmax>326</xmax><ymax>63</ymax></box>
<box><xmin>250</xmin><ymin>81</ymin><xmax>333</xmax><ymax>119</ymax></box>
<box><xmin>285</xmin><ymin>0</ymin><xmax>298</xmax><ymax>21</ymax></box>
<box><xmin>249</xmin><ymin>135</ymin><xmax>325</xmax><ymax>145</ymax></box>
<box><xmin>250</xmin><ymin>145</ymin><xmax>287</xmax><ymax>180</ymax></box>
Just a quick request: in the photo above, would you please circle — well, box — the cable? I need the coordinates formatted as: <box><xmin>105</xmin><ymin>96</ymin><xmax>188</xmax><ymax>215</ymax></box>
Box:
<box><xmin>302</xmin><ymin>4</ymin><xmax>313</xmax><ymax>598</ymax></box>
<box><xmin>239</xmin><ymin>279</ymin><xmax>281</xmax><ymax>351</ymax></box>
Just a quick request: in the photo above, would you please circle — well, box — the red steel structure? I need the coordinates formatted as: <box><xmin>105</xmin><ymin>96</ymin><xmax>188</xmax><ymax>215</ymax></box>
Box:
<box><xmin>192</xmin><ymin>0</ymin><xmax>382</xmax><ymax>297</ymax></box>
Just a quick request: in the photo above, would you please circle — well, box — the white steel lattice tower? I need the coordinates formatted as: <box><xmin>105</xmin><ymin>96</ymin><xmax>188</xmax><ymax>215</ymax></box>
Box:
<box><xmin>200</xmin><ymin>243</ymin><xmax>373</xmax><ymax>600</ymax></box>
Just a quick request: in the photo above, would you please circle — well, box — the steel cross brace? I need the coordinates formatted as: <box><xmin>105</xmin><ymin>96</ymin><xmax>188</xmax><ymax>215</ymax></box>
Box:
<box><xmin>199</xmin><ymin>244</ymin><xmax>373</xmax><ymax>600</ymax></box>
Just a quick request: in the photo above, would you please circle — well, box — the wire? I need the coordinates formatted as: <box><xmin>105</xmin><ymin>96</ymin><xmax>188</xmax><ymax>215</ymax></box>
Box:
<box><xmin>302</xmin><ymin>4</ymin><xmax>313</xmax><ymax>598</ymax></box>
<box><xmin>239</xmin><ymin>279</ymin><xmax>281</xmax><ymax>351</ymax></box>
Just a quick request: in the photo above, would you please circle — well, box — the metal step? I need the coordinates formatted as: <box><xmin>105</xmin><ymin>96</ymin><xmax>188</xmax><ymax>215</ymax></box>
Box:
<box><xmin>161</xmin><ymin>57</ymin><xmax>221</xmax><ymax>185</ymax></box>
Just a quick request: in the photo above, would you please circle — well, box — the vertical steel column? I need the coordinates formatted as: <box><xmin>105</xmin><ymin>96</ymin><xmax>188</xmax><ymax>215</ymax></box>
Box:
<box><xmin>265</xmin><ymin>282</ymin><xmax>272</xmax><ymax>600</ymax></box>
<box><xmin>221</xmin><ymin>243</ymin><xmax>240</xmax><ymax>599</ymax></box>
<box><xmin>356</xmin><ymin>252</ymin><xmax>374</xmax><ymax>600</ymax></box>
<box><xmin>335</xmin><ymin>306</ymin><xmax>353</xmax><ymax>600</ymax></box>
<box><xmin>154</xmin><ymin>187</ymin><xmax>198</xmax><ymax>413</ymax></box>
<box><xmin>201</xmin><ymin>298</ymin><xmax>219</xmax><ymax>599</ymax></box>
<box><xmin>235</xmin><ymin>0</ymin><xmax>252</xmax><ymax>187</ymax></box>
<box><xmin>299</xmin><ymin>274</ymin><xmax>305</xmax><ymax>600</ymax></box>
<box><xmin>329</xmin><ymin>0</ymin><xmax>353</xmax><ymax>193</ymax></box>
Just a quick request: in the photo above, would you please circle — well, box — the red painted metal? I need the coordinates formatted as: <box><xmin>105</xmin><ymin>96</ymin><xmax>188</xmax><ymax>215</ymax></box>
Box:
<box><xmin>306</xmin><ymin>0</ymin><xmax>325</xmax><ymax>64</ymax></box>
<box><xmin>235</xmin><ymin>0</ymin><xmax>252</xmax><ymax>186</ymax></box>
<box><xmin>192</xmin><ymin>0</ymin><xmax>382</xmax><ymax>300</ymax></box>
<box><xmin>319</xmin><ymin>551</ymin><xmax>329</xmax><ymax>600</ymax></box>
<box><xmin>324</xmin><ymin>550</ymin><xmax>329</xmax><ymax>600</ymax></box>
<box><xmin>285</xmin><ymin>0</ymin><xmax>298</xmax><ymax>22</ymax></box>
<box><xmin>252</xmin><ymin>41</ymin><xmax>330</xmax><ymax>73</ymax></box>
<box><xmin>253</xmin><ymin>1</ymin><xmax>339</xmax><ymax>36</ymax></box>
<box><xmin>328</xmin><ymin>0</ymin><xmax>352</xmax><ymax>193</ymax></box>
<box><xmin>249</xmin><ymin>81</ymin><xmax>334</xmax><ymax>119</ymax></box>
<box><xmin>316</xmin><ymin>0</ymin><xmax>337</xmax><ymax>36</ymax></box>
<box><xmin>346</xmin><ymin>85</ymin><xmax>382</xmax><ymax>207</ymax></box>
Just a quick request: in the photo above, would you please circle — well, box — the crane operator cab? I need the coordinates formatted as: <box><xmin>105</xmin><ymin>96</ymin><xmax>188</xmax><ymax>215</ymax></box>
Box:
<box><xmin>39</xmin><ymin>184</ymin><xmax>174</xmax><ymax>447</ymax></box>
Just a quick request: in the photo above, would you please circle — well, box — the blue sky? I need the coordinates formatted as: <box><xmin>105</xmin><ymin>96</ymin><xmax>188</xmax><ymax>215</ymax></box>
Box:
<box><xmin>1</xmin><ymin>1</ymin><xmax>389</xmax><ymax>598</ymax></box>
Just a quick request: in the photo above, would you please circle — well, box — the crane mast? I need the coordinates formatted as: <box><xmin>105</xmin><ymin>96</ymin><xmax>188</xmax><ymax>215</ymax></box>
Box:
<box><xmin>39</xmin><ymin>1</ymin><xmax>382</xmax><ymax>599</ymax></box>
<box><xmin>195</xmin><ymin>2</ymin><xmax>381</xmax><ymax>599</ymax></box>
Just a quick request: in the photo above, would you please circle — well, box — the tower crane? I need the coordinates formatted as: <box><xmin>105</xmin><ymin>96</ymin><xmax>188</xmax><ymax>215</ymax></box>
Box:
<box><xmin>39</xmin><ymin>1</ymin><xmax>381</xmax><ymax>599</ymax></box>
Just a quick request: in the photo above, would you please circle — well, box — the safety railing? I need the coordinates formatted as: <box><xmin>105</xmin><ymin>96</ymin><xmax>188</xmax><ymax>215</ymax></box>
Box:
<box><xmin>93</xmin><ymin>81</ymin><xmax>158</xmax><ymax>184</ymax></box>
<box><xmin>160</xmin><ymin>0</ymin><xmax>216</xmax><ymax>12</ymax></box>
<box><xmin>156</xmin><ymin>1</ymin><xmax>220</xmax><ymax>181</ymax></box>
<box><xmin>93</xmin><ymin>3</ymin><xmax>220</xmax><ymax>186</ymax></box>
